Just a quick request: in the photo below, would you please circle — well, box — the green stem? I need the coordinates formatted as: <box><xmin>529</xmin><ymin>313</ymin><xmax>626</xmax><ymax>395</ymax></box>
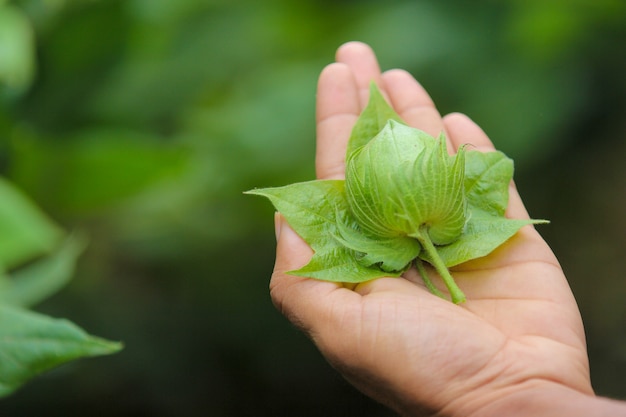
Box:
<box><xmin>415</xmin><ymin>226</ymin><xmax>466</xmax><ymax>304</ymax></box>
<box><xmin>415</xmin><ymin>259</ymin><xmax>446</xmax><ymax>299</ymax></box>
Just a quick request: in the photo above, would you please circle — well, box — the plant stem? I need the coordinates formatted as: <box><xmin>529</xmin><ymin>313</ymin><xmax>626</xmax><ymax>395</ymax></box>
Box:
<box><xmin>415</xmin><ymin>259</ymin><xmax>446</xmax><ymax>299</ymax></box>
<box><xmin>414</xmin><ymin>226</ymin><xmax>466</xmax><ymax>304</ymax></box>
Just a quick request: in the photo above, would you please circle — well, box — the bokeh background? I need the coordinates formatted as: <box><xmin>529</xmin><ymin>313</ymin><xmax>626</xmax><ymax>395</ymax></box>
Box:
<box><xmin>1</xmin><ymin>0</ymin><xmax>624</xmax><ymax>415</ymax></box>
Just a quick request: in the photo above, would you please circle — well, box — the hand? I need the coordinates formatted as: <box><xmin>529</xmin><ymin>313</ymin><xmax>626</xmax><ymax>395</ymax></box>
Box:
<box><xmin>270</xmin><ymin>42</ymin><xmax>622</xmax><ymax>417</ymax></box>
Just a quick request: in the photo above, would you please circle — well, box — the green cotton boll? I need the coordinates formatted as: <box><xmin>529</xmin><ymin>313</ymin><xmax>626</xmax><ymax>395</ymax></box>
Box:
<box><xmin>345</xmin><ymin>120</ymin><xmax>467</xmax><ymax>246</ymax></box>
<box><xmin>246</xmin><ymin>83</ymin><xmax>548</xmax><ymax>302</ymax></box>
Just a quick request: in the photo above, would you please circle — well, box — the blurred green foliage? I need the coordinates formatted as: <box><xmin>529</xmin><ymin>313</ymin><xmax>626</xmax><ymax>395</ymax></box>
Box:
<box><xmin>0</xmin><ymin>2</ymin><xmax>35</xmax><ymax>95</ymax></box>
<box><xmin>0</xmin><ymin>0</ymin><xmax>624</xmax><ymax>415</ymax></box>
<box><xmin>0</xmin><ymin>176</ymin><xmax>120</xmax><ymax>398</ymax></box>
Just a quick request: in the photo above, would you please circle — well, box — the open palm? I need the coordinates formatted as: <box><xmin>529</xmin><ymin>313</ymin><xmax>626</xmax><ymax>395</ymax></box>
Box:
<box><xmin>270</xmin><ymin>42</ymin><xmax>593</xmax><ymax>416</ymax></box>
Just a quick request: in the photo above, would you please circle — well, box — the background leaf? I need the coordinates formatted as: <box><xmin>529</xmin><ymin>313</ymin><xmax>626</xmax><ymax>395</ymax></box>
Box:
<box><xmin>0</xmin><ymin>177</ymin><xmax>120</xmax><ymax>400</ymax></box>
<box><xmin>0</xmin><ymin>304</ymin><xmax>122</xmax><ymax>398</ymax></box>
<box><xmin>0</xmin><ymin>177</ymin><xmax>62</xmax><ymax>271</ymax></box>
<box><xmin>0</xmin><ymin>235</ymin><xmax>86</xmax><ymax>308</ymax></box>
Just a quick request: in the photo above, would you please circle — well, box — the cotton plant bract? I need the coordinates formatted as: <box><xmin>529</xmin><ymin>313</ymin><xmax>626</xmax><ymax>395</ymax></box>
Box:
<box><xmin>247</xmin><ymin>84</ymin><xmax>547</xmax><ymax>304</ymax></box>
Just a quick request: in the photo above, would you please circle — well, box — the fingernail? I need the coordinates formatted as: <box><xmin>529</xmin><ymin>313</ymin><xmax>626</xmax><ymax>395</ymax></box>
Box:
<box><xmin>274</xmin><ymin>212</ymin><xmax>283</xmax><ymax>241</ymax></box>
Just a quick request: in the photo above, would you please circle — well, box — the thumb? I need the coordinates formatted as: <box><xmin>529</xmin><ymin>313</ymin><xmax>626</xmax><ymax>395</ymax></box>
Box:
<box><xmin>270</xmin><ymin>213</ymin><xmax>344</xmax><ymax>334</ymax></box>
<box><xmin>273</xmin><ymin>212</ymin><xmax>313</xmax><ymax>274</ymax></box>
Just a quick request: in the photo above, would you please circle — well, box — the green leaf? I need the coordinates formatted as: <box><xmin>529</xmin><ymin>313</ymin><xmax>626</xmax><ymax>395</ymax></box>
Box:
<box><xmin>464</xmin><ymin>150</ymin><xmax>514</xmax><ymax>216</ymax></box>
<box><xmin>425</xmin><ymin>215</ymin><xmax>537</xmax><ymax>267</ymax></box>
<box><xmin>247</xmin><ymin>180</ymin><xmax>345</xmax><ymax>248</ymax></box>
<box><xmin>246</xmin><ymin>180</ymin><xmax>398</xmax><ymax>282</ymax></box>
<box><xmin>0</xmin><ymin>235</ymin><xmax>87</xmax><ymax>308</ymax></box>
<box><xmin>0</xmin><ymin>177</ymin><xmax>63</xmax><ymax>271</ymax></box>
<box><xmin>347</xmin><ymin>83</ymin><xmax>404</xmax><ymax>155</ymax></box>
<box><xmin>0</xmin><ymin>304</ymin><xmax>123</xmax><ymax>398</ymax></box>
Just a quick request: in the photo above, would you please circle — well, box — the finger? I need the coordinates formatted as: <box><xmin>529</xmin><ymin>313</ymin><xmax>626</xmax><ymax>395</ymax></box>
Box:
<box><xmin>336</xmin><ymin>41</ymin><xmax>384</xmax><ymax>108</ymax></box>
<box><xmin>316</xmin><ymin>63</ymin><xmax>360</xmax><ymax>179</ymax></box>
<box><xmin>381</xmin><ymin>69</ymin><xmax>447</xmax><ymax>140</ymax></box>
<box><xmin>443</xmin><ymin>112</ymin><xmax>495</xmax><ymax>152</ymax></box>
<box><xmin>270</xmin><ymin>214</ymin><xmax>353</xmax><ymax>334</ymax></box>
<box><xmin>443</xmin><ymin>112</ymin><xmax>530</xmax><ymax>219</ymax></box>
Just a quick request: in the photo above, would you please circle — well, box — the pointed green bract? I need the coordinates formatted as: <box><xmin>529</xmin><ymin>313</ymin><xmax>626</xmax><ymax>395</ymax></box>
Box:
<box><xmin>247</xmin><ymin>83</ymin><xmax>548</xmax><ymax>302</ymax></box>
<box><xmin>347</xmin><ymin>82</ymin><xmax>404</xmax><ymax>155</ymax></box>
<box><xmin>334</xmin><ymin>214</ymin><xmax>421</xmax><ymax>272</ymax></box>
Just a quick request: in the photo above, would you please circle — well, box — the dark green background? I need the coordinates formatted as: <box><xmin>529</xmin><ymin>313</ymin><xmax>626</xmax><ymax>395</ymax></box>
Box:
<box><xmin>1</xmin><ymin>0</ymin><xmax>624</xmax><ymax>415</ymax></box>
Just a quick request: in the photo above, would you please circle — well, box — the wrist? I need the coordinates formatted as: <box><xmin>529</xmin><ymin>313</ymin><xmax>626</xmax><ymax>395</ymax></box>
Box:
<box><xmin>454</xmin><ymin>380</ymin><xmax>626</xmax><ymax>417</ymax></box>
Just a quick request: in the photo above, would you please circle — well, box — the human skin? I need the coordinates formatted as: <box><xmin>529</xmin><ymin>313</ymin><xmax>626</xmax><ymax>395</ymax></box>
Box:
<box><xmin>269</xmin><ymin>41</ymin><xmax>626</xmax><ymax>417</ymax></box>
